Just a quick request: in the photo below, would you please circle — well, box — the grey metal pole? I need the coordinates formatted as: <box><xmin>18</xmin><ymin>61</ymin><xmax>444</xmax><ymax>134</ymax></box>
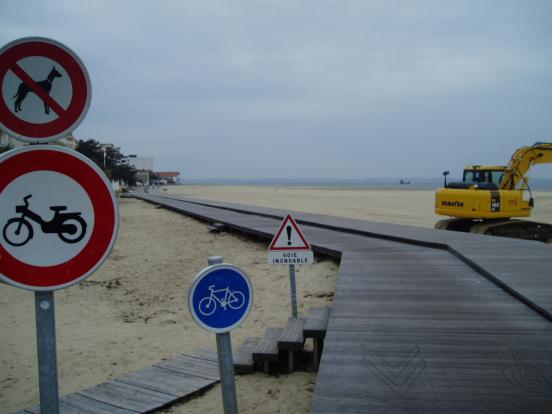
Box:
<box><xmin>289</xmin><ymin>264</ymin><xmax>298</xmax><ymax>318</ymax></box>
<box><xmin>216</xmin><ymin>332</ymin><xmax>238</xmax><ymax>414</ymax></box>
<box><xmin>35</xmin><ymin>291</ymin><xmax>60</xmax><ymax>414</ymax></box>
<box><xmin>208</xmin><ymin>256</ymin><xmax>238</xmax><ymax>414</ymax></box>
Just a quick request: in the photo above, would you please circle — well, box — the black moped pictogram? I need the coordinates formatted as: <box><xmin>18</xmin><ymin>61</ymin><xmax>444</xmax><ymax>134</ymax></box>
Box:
<box><xmin>2</xmin><ymin>194</ymin><xmax>87</xmax><ymax>247</ymax></box>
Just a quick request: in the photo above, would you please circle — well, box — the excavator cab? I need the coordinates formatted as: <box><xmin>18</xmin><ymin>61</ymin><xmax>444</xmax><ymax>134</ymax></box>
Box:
<box><xmin>463</xmin><ymin>167</ymin><xmax>504</xmax><ymax>186</ymax></box>
<box><xmin>445</xmin><ymin>166</ymin><xmax>506</xmax><ymax>190</ymax></box>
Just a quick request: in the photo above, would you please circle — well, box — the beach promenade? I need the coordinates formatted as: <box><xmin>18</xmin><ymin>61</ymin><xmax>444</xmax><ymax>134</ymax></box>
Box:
<box><xmin>137</xmin><ymin>192</ymin><xmax>552</xmax><ymax>413</ymax></box>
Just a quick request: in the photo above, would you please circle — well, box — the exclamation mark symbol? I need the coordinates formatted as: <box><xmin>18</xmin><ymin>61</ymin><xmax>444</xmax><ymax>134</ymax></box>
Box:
<box><xmin>286</xmin><ymin>225</ymin><xmax>292</xmax><ymax>245</ymax></box>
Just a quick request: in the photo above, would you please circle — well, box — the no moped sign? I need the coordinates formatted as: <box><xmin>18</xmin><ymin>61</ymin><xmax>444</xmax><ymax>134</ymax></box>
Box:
<box><xmin>0</xmin><ymin>145</ymin><xmax>118</xmax><ymax>290</ymax></box>
<box><xmin>0</xmin><ymin>37</ymin><xmax>91</xmax><ymax>142</ymax></box>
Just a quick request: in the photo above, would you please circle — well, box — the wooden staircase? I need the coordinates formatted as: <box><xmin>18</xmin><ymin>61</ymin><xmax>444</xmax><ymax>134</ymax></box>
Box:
<box><xmin>233</xmin><ymin>307</ymin><xmax>330</xmax><ymax>375</ymax></box>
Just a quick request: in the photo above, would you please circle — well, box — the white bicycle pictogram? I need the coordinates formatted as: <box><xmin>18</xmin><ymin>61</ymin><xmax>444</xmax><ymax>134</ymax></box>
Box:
<box><xmin>198</xmin><ymin>285</ymin><xmax>246</xmax><ymax>316</ymax></box>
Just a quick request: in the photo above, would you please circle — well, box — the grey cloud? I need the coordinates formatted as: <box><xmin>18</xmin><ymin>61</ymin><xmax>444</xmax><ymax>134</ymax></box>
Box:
<box><xmin>1</xmin><ymin>0</ymin><xmax>551</xmax><ymax>179</ymax></box>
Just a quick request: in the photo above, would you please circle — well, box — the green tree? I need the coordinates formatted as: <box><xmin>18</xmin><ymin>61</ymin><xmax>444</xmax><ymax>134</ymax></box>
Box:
<box><xmin>75</xmin><ymin>139</ymin><xmax>137</xmax><ymax>185</ymax></box>
<box><xmin>75</xmin><ymin>139</ymin><xmax>103</xmax><ymax>167</ymax></box>
<box><xmin>113</xmin><ymin>163</ymin><xmax>137</xmax><ymax>186</ymax></box>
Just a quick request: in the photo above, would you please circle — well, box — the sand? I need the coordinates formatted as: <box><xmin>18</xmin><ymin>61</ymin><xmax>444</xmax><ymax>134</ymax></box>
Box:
<box><xmin>1</xmin><ymin>197</ymin><xmax>337</xmax><ymax>414</ymax></box>
<box><xmin>2</xmin><ymin>186</ymin><xmax>551</xmax><ymax>413</ymax></box>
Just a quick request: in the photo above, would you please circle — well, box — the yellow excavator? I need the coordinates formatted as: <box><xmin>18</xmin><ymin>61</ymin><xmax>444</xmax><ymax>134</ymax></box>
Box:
<box><xmin>435</xmin><ymin>142</ymin><xmax>552</xmax><ymax>242</ymax></box>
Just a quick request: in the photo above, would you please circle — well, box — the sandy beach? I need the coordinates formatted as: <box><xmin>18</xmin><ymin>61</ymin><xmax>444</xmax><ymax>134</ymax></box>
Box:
<box><xmin>165</xmin><ymin>185</ymin><xmax>552</xmax><ymax>228</ymax></box>
<box><xmin>2</xmin><ymin>186</ymin><xmax>551</xmax><ymax>413</ymax></box>
<box><xmin>1</xmin><ymin>196</ymin><xmax>337</xmax><ymax>414</ymax></box>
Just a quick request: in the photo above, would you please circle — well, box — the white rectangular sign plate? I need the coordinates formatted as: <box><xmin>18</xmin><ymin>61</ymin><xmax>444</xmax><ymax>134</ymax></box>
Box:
<box><xmin>268</xmin><ymin>250</ymin><xmax>314</xmax><ymax>265</ymax></box>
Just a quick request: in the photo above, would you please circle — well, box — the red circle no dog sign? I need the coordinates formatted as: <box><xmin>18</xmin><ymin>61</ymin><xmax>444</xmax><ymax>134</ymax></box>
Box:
<box><xmin>0</xmin><ymin>145</ymin><xmax>118</xmax><ymax>291</ymax></box>
<box><xmin>0</xmin><ymin>37</ymin><xmax>91</xmax><ymax>142</ymax></box>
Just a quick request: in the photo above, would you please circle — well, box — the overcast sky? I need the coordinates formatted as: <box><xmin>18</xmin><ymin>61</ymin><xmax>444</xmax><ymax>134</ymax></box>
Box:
<box><xmin>2</xmin><ymin>1</ymin><xmax>552</xmax><ymax>179</ymax></box>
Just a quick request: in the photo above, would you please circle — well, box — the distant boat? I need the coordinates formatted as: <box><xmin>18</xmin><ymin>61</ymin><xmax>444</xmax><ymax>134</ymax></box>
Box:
<box><xmin>399</xmin><ymin>179</ymin><xmax>411</xmax><ymax>185</ymax></box>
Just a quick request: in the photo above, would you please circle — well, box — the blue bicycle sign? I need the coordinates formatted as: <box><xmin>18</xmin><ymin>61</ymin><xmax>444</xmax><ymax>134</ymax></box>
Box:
<box><xmin>189</xmin><ymin>263</ymin><xmax>253</xmax><ymax>333</ymax></box>
<box><xmin>198</xmin><ymin>285</ymin><xmax>246</xmax><ymax>316</ymax></box>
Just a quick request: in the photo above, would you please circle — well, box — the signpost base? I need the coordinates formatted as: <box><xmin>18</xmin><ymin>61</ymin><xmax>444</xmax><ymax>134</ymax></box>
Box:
<box><xmin>216</xmin><ymin>332</ymin><xmax>238</xmax><ymax>414</ymax></box>
<box><xmin>289</xmin><ymin>264</ymin><xmax>298</xmax><ymax>318</ymax></box>
<box><xmin>35</xmin><ymin>291</ymin><xmax>60</xmax><ymax>414</ymax></box>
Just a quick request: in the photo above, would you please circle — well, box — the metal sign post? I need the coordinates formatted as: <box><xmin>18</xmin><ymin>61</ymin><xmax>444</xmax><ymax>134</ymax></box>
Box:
<box><xmin>209</xmin><ymin>256</ymin><xmax>238</xmax><ymax>414</ymax></box>
<box><xmin>215</xmin><ymin>331</ymin><xmax>237</xmax><ymax>414</ymax></box>
<box><xmin>35</xmin><ymin>291</ymin><xmax>59</xmax><ymax>414</ymax></box>
<box><xmin>289</xmin><ymin>264</ymin><xmax>298</xmax><ymax>318</ymax></box>
<box><xmin>188</xmin><ymin>257</ymin><xmax>253</xmax><ymax>414</ymax></box>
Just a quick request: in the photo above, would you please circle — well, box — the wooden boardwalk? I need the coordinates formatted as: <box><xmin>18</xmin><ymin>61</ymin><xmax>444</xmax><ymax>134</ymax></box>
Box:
<box><xmin>146</xmin><ymin>194</ymin><xmax>552</xmax><ymax>320</ymax></box>
<box><xmin>134</xmin><ymin>193</ymin><xmax>552</xmax><ymax>413</ymax></box>
<box><xmin>18</xmin><ymin>348</ymin><xmax>219</xmax><ymax>414</ymax></box>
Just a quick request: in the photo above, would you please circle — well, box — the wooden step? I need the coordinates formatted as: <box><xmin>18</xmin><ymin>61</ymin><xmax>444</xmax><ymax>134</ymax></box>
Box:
<box><xmin>303</xmin><ymin>307</ymin><xmax>330</xmax><ymax>340</ymax></box>
<box><xmin>252</xmin><ymin>327</ymin><xmax>283</xmax><ymax>363</ymax></box>
<box><xmin>233</xmin><ymin>337</ymin><xmax>260</xmax><ymax>374</ymax></box>
<box><xmin>278</xmin><ymin>317</ymin><xmax>307</xmax><ymax>351</ymax></box>
<box><xmin>278</xmin><ymin>318</ymin><xmax>307</xmax><ymax>373</ymax></box>
<box><xmin>303</xmin><ymin>307</ymin><xmax>330</xmax><ymax>372</ymax></box>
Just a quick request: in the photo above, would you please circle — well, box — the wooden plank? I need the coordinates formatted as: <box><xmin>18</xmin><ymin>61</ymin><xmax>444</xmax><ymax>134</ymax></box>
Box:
<box><xmin>18</xmin><ymin>348</ymin><xmax>220</xmax><ymax>414</ymax></box>
<box><xmin>187</xmin><ymin>347</ymin><xmax>218</xmax><ymax>362</ymax></box>
<box><xmin>304</xmin><ymin>307</ymin><xmax>330</xmax><ymax>339</ymax></box>
<box><xmin>154</xmin><ymin>355</ymin><xmax>220</xmax><ymax>381</ymax></box>
<box><xmin>77</xmin><ymin>381</ymin><xmax>170</xmax><ymax>413</ymax></box>
<box><xmin>61</xmin><ymin>393</ymin><xmax>136</xmax><ymax>414</ymax></box>
<box><xmin>21</xmin><ymin>397</ymin><xmax>128</xmax><ymax>414</ymax></box>
<box><xmin>15</xmin><ymin>409</ymin><xmax>39</xmax><ymax>414</ymax></box>
<box><xmin>278</xmin><ymin>317</ymin><xmax>307</xmax><ymax>351</ymax></box>
<box><xmin>233</xmin><ymin>337</ymin><xmax>261</xmax><ymax>374</ymax></box>
<box><xmin>252</xmin><ymin>327</ymin><xmax>283</xmax><ymax>362</ymax></box>
<box><xmin>101</xmin><ymin>380</ymin><xmax>175</xmax><ymax>409</ymax></box>
<box><xmin>115</xmin><ymin>366</ymin><xmax>213</xmax><ymax>397</ymax></box>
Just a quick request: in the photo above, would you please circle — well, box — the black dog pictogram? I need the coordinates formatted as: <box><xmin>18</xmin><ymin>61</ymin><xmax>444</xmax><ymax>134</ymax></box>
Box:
<box><xmin>12</xmin><ymin>66</ymin><xmax>62</xmax><ymax>114</ymax></box>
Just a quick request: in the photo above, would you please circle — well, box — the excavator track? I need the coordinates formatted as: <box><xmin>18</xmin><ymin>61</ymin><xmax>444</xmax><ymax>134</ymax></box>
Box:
<box><xmin>470</xmin><ymin>219</ymin><xmax>552</xmax><ymax>243</ymax></box>
<box><xmin>434</xmin><ymin>218</ymin><xmax>474</xmax><ymax>232</ymax></box>
<box><xmin>435</xmin><ymin>218</ymin><xmax>552</xmax><ymax>243</ymax></box>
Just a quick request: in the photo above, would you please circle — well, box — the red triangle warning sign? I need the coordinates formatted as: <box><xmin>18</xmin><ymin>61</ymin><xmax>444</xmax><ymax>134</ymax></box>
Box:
<box><xmin>268</xmin><ymin>214</ymin><xmax>311</xmax><ymax>251</ymax></box>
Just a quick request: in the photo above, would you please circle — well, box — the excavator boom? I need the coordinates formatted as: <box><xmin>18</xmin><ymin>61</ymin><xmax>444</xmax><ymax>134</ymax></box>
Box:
<box><xmin>500</xmin><ymin>143</ymin><xmax>552</xmax><ymax>190</ymax></box>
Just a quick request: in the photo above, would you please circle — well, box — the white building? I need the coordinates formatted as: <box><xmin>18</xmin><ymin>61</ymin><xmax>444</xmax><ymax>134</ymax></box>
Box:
<box><xmin>1</xmin><ymin>131</ymin><xmax>77</xmax><ymax>149</ymax></box>
<box><xmin>0</xmin><ymin>131</ymin><xmax>20</xmax><ymax>148</ymax></box>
